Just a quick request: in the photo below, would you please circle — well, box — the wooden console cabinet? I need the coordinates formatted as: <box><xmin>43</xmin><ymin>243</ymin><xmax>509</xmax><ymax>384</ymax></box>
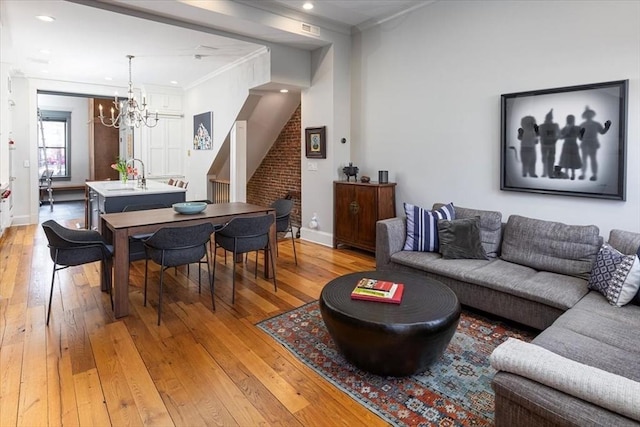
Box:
<box><xmin>334</xmin><ymin>181</ymin><xmax>396</xmax><ymax>252</ymax></box>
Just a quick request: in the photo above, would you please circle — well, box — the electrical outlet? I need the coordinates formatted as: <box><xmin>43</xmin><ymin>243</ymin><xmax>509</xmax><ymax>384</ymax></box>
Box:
<box><xmin>23</xmin><ymin>160</ymin><xmax>30</xmax><ymax>168</ymax></box>
<box><xmin>307</xmin><ymin>162</ymin><xmax>318</xmax><ymax>171</ymax></box>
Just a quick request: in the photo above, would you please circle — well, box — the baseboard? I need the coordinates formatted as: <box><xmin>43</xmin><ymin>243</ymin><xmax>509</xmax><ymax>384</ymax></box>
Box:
<box><xmin>299</xmin><ymin>227</ymin><xmax>333</xmax><ymax>247</ymax></box>
<box><xmin>11</xmin><ymin>214</ymin><xmax>32</xmax><ymax>226</ymax></box>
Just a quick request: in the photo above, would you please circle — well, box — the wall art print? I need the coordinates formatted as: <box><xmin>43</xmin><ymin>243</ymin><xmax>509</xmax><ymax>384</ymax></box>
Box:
<box><xmin>305</xmin><ymin>126</ymin><xmax>326</xmax><ymax>159</ymax></box>
<box><xmin>501</xmin><ymin>80</ymin><xmax>627</xmax><ymax>201</ymax></box>
<box><xmin>193</xmin><ymin>111</ymin><xmax>213</xmax><ymax>150</ymax></box>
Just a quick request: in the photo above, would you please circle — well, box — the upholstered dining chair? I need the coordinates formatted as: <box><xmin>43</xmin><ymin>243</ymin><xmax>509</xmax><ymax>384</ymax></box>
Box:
<box><xmin>143</xmin><ymin>222</ymin><xmax>215</xmax><ymax>325</ymax></box>
<box><xmin>213</xmin><ymin>215</ymin><xmax>276</xmax><ymax>304</ymax></box>
<box><xmin>42</xmin><ymin>220</ymin><xmax>114</xmax><ymax>325</ymax></box>
<box><xmin>271</xmin><ymin>198</ymin><xmax>298</xmax><ymax>265</ymax></box>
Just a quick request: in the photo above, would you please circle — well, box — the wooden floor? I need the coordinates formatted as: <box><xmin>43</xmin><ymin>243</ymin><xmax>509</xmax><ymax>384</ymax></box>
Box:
<box><xmin>0</xmin><ymin>206</ymin><xmax>386</xmax><ymax>426</ymax></box>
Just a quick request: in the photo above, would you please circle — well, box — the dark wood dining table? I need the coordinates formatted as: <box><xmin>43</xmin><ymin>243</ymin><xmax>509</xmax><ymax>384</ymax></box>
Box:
<box><xmin>100</xmin><ymin>202</ymin><xmax>276</xmax><ymax>318</ymax></box>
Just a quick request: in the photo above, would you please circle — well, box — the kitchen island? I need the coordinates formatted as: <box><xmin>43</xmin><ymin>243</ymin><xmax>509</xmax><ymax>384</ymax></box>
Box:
<box><xmin>85</xmin><ymin>180</ymin><xmax>186</xmax><ymax>231</ymax></box>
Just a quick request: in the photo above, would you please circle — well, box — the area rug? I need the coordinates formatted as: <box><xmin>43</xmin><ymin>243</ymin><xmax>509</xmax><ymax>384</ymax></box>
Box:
<box><xmin>257</xmin><ymin>301</ymin><xmax>535</xmax><ymax>426</ymax></box>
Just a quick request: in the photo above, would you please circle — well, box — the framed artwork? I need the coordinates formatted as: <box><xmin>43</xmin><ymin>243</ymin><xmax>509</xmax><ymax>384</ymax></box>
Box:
<box><xmin>305</xmin><ymin>126</ymin><xmax>326</xmax><ymax>159</ymax></box>
<box><xmin>501</xmin><ymin>80</ymin><xmax>627</xmax><ymax>200</ymax></box>
<box><xmin>193</xmin><ymin>111</ymin><xmax>213</xmax><ymax>150</ymax></box>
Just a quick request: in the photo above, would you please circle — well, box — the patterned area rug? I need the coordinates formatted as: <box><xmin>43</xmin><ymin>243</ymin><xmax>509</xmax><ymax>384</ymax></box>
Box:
<box><xmin>257</xmin><ymin>301</ymin><xmax>535</xmax><ymax>426</ymax></box>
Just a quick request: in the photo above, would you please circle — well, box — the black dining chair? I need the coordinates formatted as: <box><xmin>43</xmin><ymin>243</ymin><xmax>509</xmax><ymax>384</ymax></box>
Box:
<box><xmin>42</xmin><ymin>220</ymin><xmax>114</xmax><ymax>325</ymax></box>
<box><xmin>271</xmin><ymin>198</ymin><xmax>298</xmax><ymax>265</ymax></box>
<box><xmin>213</xmin><ymin>215</ymin><xmax>276</xmax><ymax>304</ymax></box>
<box><xmin>143</xmin><ymin>222</ymin><xmax>215</xmax><ymax>325</ymax></box>
<box><xmin>122</xmin><ymin>203</ymin><xmax>168</xmax><ymax>262</ymax></box>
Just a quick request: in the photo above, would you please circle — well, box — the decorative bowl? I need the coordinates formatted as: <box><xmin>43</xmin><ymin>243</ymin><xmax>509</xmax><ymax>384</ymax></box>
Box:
<box><xmin>172</xmin><ymin>202</ymin><xmax>207</xmax><ymax>215</ymax></box>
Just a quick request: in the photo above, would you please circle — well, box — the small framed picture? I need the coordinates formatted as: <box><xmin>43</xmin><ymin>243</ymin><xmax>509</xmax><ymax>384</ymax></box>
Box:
<box><xmin>305</xmin><ymin>126</ymin><xmax>326</xmax><ymax>159</ymax></box>
<box><xmin>501</xmin><ymin>80</ymin><xmax>627</xmax><ymax>200</ymax></box>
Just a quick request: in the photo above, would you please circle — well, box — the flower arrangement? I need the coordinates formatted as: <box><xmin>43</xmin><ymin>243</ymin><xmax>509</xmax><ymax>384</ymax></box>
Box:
<box><xmin>111</xmin><ymin>157</ymin><xmax>137</xmax><ymax>182</ymax></box>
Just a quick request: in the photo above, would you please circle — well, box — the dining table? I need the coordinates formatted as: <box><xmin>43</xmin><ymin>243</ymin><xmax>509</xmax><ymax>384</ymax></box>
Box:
<box><xmin>100</xmin><ymin>202</ymin><xmax>276</xmax><ymax>318</ymax></box>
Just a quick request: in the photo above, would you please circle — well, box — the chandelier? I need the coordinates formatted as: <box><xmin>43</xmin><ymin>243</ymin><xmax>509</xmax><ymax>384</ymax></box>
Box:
<box><xmin>98</xmin><ymin>55</ymin><xmax>159</xmax><ymax>128</ymax></box>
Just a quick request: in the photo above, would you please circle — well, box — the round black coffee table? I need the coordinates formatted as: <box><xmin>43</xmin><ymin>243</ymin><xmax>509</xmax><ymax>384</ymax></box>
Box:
<box><xmin>319</xmin><ymin>270</ymin><xmax>460</xmax><ymax>377</ymax></box>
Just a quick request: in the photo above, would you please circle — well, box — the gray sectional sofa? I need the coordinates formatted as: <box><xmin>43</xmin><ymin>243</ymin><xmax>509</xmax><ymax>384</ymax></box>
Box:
<box><xmin>376</xmin><ymin>205</ymin><xmax>640</xmax><ymax>426</ymax></box>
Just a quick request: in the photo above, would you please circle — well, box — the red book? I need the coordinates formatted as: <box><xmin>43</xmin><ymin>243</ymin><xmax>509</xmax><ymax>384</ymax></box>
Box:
<box><xmin>350</xmin><ymin>283</ymin><xmax>404</xmax><ymax>304</ymax></box>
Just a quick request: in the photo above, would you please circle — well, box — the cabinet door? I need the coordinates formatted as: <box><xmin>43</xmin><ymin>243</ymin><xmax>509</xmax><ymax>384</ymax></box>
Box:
<box><xmin>147</xmin><ymin>117</ymin><xmax>183</xmax><ymax>177</ymax></box>
<box><xmin>355</xmin><ymin>186</ymin><xmax>378</xmax><ymax>248</ymax></box>
<box><xmin>334</xmin><ymin>183</ymin><xmax>356</xmax><ymax>243</ymax></box>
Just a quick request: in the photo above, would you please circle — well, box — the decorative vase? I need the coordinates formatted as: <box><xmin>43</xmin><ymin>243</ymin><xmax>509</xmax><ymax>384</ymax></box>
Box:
<box><xmin>120</xmin><ymin>173</ymin><xmax>128</xmax><ymax>184</ymax></box>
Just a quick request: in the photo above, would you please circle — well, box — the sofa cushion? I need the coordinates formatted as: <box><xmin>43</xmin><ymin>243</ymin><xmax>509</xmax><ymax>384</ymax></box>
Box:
<box><xmin>532</xmin><ymin>292</ymin><xmax>640</xmax><ymax>382</ymax></box>
<box><xmin>463</xmin><ymin>259</ymin><xmax>588</xmax><ymax>310</ymax></box>
<box><xmin>390</xmin><ymin>251</ymin><xmax>491</xmax><ymax>279</ymax></box>
<box><xmin>588</xmin><ymin>243</ymin><xmax>640</xmax><ymax>307</ymax></box>
<box><xmin>434</xmin><ymin>203</ymin><xmax>502</xmax><ymax>258</ymax></box>
<box><xmin>500</xmin><ymin>215</ymin><xmax>602</xmax><ymax>279</ymax></box>
<box><xmin>437</xmin><ymin>217</ymin><xmax>488</xmax><ymax>260</ymax></box>
<box><xmin>402</xmin><ymin>202</ymin><xmax>454</xmax><ymax>252</ymax></box>
<box><xmin>608</xmin><ymin>229</ymin><xmax>640</xmax><ymax>255</ymax></box>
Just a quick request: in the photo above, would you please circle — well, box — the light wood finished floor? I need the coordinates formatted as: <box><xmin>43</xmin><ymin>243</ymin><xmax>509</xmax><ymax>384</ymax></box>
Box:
<box><xmin>0</xmin><ymin>216</ymin><xmax>386</xmax><ymax>426</ymax></box>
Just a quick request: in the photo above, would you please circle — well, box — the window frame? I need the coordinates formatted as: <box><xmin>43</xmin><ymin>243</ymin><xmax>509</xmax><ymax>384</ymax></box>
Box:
<box><xmin>38</xmin><ymin>109</ymin><xmax>72</xmax><ymax>181</ymax></box>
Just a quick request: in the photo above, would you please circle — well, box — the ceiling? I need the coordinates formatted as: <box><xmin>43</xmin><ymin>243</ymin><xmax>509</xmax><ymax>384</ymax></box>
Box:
<box><xmin>0</xmin><ymin>0</ymin><xmax>429</xmax><ymax>90</ymax></box>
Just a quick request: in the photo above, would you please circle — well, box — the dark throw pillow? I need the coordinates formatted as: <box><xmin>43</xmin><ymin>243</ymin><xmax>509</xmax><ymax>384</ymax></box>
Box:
<box><xmin>403</xmin><ymin>202</ymin><xmax>455</xmax><ymax>252</ymax></box>
<box><xmin>437</xmin><ymin>217</ymin><xmax>488</xmax><ymax>260</ymax></box>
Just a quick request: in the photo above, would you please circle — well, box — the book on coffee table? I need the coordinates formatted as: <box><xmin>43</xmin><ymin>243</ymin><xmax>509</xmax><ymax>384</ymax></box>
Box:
<box><xmin>351</xmin><ymin>278</ymin><xmax>404</xmax><ymax>304</ymax></box>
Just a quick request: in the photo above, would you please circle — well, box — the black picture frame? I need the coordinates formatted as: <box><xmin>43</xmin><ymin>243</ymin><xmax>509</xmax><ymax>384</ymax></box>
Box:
<box><xmin>305</xmin><ymin>126</ymin><xmax>326</xmax><ymax>159</ymax></box>
<box><xmin>501</xmin><ymin>80</ymin><xmax>628</xmax><ymax>200</ymax></box>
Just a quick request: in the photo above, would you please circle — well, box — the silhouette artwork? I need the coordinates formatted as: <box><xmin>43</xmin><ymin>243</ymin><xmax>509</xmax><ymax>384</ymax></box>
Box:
<box><xmin>517</xmin><ymin>116</ymin><xmax>539</xmax><ymax>178</ymax></box>
<box><xmin>578</xmin><ymin>106</ymin><xmax>611</xmax><ymax>181</ymax></box>
<box><xmin>558</xmin><ymin>115</ymin><xmax>582</xmax><ymax>180</ymax></box>
<box><xmin>538</xmin><ymin>109</ymin><xmax>560</xmax><ymax>178</ymax></box>
<box><xmin>501</xmin><ymin>80</ymin><xmax>627</xmax><ymax>200</ymax></box>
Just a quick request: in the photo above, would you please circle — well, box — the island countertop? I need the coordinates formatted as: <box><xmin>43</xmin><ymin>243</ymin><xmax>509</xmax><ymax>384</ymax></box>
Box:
<box><xmin>86</xmin><ymin>180</ymin><xmax>186</xmax><ymax>197</ymax></box>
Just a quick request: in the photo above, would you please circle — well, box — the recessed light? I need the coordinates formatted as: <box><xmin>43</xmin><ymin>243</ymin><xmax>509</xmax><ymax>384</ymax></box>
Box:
<box><xmin>36</xmin><ymin>15</ymin><xmax>56</xmax><ymax>22</ymax></box>
<box><xmin>40</xmin><ymin>49</ymin><xmax>51</xmax><ymax>55</ymax></box>
<box><xmin>280</xmin><ymin>89</ymin><xmax>289</xmax><ymax>93</ymax></box>
<box><xmin>104</xmin><ymin>77</ymin><xmax>113</xmax><ymax>81</ymax></box>
<box><xmin>170</xmin><ymin>80</ymin><xmax>178</xmax><ymax>85</ymax></box>
<box><xmin>303</xmin><ymin>2</ymin><xmax>314</xmax><ymax>10</ymax></box>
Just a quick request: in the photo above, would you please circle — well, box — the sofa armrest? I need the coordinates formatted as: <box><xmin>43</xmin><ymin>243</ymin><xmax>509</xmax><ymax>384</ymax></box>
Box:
<box><xmin>376</xmin><ymin>217</ymin><xmax>406</xmax><ymax>269</ymax></box>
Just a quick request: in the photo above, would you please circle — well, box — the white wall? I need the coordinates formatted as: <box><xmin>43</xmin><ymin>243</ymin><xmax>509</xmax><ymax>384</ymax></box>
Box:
<box><xmin>300</xmin><ymin>34</ymin><xmax>351</xmax><ymax>246</ymax></box>
<box><xmin>183</xmin><ymin>50</ymin><xmax>271</xmax><ymax>201</ymax></box>
<box><xmin>37</xmin><ymin>94</ymin><xmax>90</xmax><ymax>185</ymax></box>
<box><xmin>351</xmin><ymin>0</ymin><xmax>640</xmax><ymax>237</ymax></box>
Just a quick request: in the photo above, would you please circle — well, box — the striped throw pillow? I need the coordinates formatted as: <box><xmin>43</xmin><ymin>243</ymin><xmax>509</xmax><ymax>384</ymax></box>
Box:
<box><xmin>403</xmin><ymin>202</ymin><xmax>455</xmax><ymax>252</ymax></box>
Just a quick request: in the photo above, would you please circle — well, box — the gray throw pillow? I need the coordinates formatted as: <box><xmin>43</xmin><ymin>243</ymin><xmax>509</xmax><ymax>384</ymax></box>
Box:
<box><xmin>437</xmin><ymin>217</ymin><xmax>488</xmax><ymax>260</ymax></box>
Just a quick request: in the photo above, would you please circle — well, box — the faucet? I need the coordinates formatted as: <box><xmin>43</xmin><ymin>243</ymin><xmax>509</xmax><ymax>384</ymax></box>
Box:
<box><xmin>128</xmin><ymin>158</ymin><xmax>146</xmax><ymax>189</ymax></box>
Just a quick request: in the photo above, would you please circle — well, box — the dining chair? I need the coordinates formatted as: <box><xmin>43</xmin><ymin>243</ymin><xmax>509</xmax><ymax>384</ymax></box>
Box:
<box><xmin>143</xmin><ymin>222</ymin><xmax>215</xmax><ymax>325</ymax></box>
<box><xmin>122</xmin><ymin>203</ymin><xmax>168</xmax><ymax>262</ymax></box>
<box><xmin>42</xmin><ymin>219</ymin><xmax>114</xmax><ymax>325</ymax></box>
<box><xmin>213</xmin><ymin>215</ymin><xmax>276</xmax><ymax>304</ymax></box>
<box><xmin>271</xmin><ymin>198</ymin><xmax>298</xmax><ymax>265</ymax></box>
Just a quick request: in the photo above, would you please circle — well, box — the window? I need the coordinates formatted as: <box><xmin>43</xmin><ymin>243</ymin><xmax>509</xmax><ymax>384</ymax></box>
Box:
<box><xmin>38</xmin><ymin>110</ymin><xmax>71</xmax><ymax>180</ymax></box>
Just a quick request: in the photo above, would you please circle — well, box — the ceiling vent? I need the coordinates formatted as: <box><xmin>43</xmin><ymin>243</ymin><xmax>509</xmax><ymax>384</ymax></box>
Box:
<box><xmin>301</xmin><ymin>22</ymin><xmax>320</xmax><ymax>36</ymax></box>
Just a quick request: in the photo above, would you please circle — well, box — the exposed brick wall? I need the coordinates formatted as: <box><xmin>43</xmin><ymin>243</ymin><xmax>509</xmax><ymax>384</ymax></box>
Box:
<box><xmin>247</xmin><ymin>104</ymin><xmax>301</xmax><ymax>226</ymax></box>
